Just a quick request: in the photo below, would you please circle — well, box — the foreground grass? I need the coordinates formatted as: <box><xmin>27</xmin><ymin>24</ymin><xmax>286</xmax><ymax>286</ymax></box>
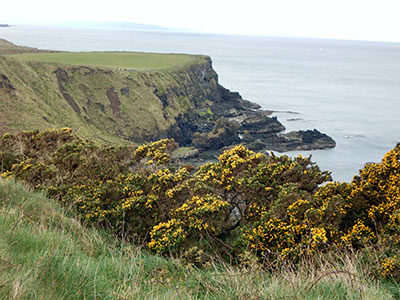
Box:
<box><xmin>0</xmin><ymin>178</ymin><xmax>396</xmax><ymax>299</ymax></box>
<box><xmin>10</xmin><ymin>52</ymin><xmax>204</xmax><ymax>71</ymax></box>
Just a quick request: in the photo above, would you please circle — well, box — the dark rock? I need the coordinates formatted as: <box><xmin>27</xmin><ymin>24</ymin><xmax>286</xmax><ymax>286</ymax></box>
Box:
<box><xmin>168</xmin><ymin>111</ymin><xmax>212</xmax><ymax>146</ymax></box>
<box><xmin>54</xmin><ymin>68</ymin><xmax>69</xmax><ymax>82</ymax></box>
<box><xmin>193</xmin><ymin>118</ymin><xmax>240</xmax><ymax>150</ymax></box>
<box><xmin>241</xmin><ymin>130</ymin><xmax>254</xmax><ymax>143</ymax></box>
<box><xmin>120</xmin><ymin>87</ymin><xmax>130</xmax><ymax>96</ymax></box>
<box><xmin>94</xmin><ymin>102</ymin><xmax>105</xmax><ymax>113</ymax></box>
<box><xmin>240</xmin><ymin>114</ymin><xmax>285</xmax><ymax>134</ymax></box>
<box><xmin>241</xmin><ymin>99</ymin><xmax>262</xmax><ymax>110</ymax></box>
<box><xmin>242</xmin><ymin>140</ymin><xmax>268</xmax><ymax>152</ymax></box>
<box><xmin>262</xmin><ymin>129</ymin><xmax>336</xmax><ymax>152</ymax></box>
<box><xmin>0</xmin><ymin>74</ymin><xmax>15</xmax><ymax>90</ymax></box>
<box><xmin>154</xmin><ymin>88</ymin><xmax>169</xmax><ymax>107</ymax></box>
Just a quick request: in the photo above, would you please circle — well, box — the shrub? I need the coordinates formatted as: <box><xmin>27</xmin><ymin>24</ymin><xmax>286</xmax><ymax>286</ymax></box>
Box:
<box><xmin>2</xmin><ymin>129</ymin><xmax>400</xmax><ymax>279</ymax></box>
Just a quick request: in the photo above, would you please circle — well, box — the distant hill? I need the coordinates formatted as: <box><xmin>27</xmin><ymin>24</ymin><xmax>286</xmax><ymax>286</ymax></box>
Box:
<box><xmin>88</xmin><ymin>21</ymin><xmax>170</xmax><ymax>31</ymax></box>
<box><xmin>44</xmin><ymin>21</ymin><xmax>172</xmax><ymax>31</ymax></box>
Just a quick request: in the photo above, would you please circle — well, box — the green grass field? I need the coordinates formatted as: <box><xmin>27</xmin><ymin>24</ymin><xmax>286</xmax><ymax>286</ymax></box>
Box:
<box><xmin>10</xmin><ymin>51</ymin><xmax>204</xmax><ymax>71</ymax></box>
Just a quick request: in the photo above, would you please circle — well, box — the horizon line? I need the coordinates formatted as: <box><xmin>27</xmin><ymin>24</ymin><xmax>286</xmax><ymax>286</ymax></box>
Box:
<box><xmin>2</xmin><ymin>21</ymin><xmax>400</xmax><ymax>45</ymax></box>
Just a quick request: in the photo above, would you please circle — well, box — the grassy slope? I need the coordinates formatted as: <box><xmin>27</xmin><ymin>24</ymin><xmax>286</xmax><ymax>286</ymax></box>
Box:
<box><xmin>10</xmin><ymin>52</ymin><xmax>202</xmax><ymax>71</ymax></box>
<box><xmin>0</xmin><ymin>39</ymin><xmax>53</xmax><ymax>54</ymax></box>
<box><xmin>0</xmin><ymin>178</ymin><xmax>396</xmax><ymax>300</ymax></box>
<box><xmin>0</xmin><ymin>41</ymin><xmax>213</xmax><ymax>145</ymax></box>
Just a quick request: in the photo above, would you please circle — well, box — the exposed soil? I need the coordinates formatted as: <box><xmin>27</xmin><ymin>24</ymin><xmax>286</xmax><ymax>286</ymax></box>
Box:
<box><xmin>54</xmin><ymin>69</ymin><xmax>81</xmax><ymax>114</ymax></box>
<box><xmin>106</xmin><ymin>88</ymin><xmax>121</xmax><ymax>117</ymax></box>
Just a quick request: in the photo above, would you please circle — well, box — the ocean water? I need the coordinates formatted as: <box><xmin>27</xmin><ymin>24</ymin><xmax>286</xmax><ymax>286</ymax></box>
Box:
<box><xmin>1</xmin><ymin>25</ymin><xmax>400</xmax><ymax>182</ymax></box>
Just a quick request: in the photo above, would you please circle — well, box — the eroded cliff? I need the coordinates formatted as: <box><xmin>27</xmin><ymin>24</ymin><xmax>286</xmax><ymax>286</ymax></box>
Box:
<box><xmin>0</xmin><ymin>39</ymin><xmax>335</xmax><ymax>156</ymax></box>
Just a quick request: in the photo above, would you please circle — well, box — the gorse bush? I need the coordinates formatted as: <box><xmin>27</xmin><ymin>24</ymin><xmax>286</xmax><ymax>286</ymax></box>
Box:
<box><xmin>1</xmin><ymin>129</ymin><xmax>400</xmax><ymax>280</ymax></box>
<box><xmin>0</xmin><ymin>128</ymin><xmax>135</xmax><ymax>193</ymax></box>
<box><xmin>146</xmin><ymin>145</ymin><xmax>332</xmax><ymax>263</ymax></box>
<box><xmin>1</xmin><ymin>178</ymin><xmax>394</xmax><ymax>300</ymax></box>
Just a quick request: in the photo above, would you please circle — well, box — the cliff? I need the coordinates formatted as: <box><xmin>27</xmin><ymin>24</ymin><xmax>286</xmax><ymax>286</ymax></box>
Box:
<box><xmin>0</xmin><ymin>39</ymin><xmax>335</xmax><ymax>155</ymax></box>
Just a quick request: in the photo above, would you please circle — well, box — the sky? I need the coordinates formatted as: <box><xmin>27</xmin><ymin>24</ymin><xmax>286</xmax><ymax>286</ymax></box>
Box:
<box><xmin>1</xmin><ymin>0</ymin><xmax>400</xmax><ymax>42</ymax></box>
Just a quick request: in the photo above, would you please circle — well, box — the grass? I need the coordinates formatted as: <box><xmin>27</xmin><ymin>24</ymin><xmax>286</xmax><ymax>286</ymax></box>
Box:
<box><xmin>10</xmin><ymin>52</ymin><xmax>204</xmax><ymax>71</ymax></box>
<box><xmin>0</xmin><ymin>39</ymin><xmax>16</xmax><ymax>49</ymax></box>
<box><xmin>1</xmin><ymin>44</ymin><xmax>211</xmax><ymax>145</ymax></box>
<box><xmin>1</xmin><ymin>38</ymin><xmax>216</xmax><ymax>147</ymax></box>
<box><xmin>0</xmin><ymin>38</ymin><xmax>46</xmax><ymax>55</ymax></box>
<box><xmin>0</xmin><ymin>177</ymin><xmax>397</xmax><ymax>299</ymax></box>
<box><xmin>0</xmin><ymin>50</ymin><xmax>208</xmax><ymax>145</ymax></box>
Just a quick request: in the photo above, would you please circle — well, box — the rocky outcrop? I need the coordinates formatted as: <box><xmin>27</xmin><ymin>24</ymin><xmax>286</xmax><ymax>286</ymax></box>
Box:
<box><xmin>0</xmin><ymin>74</ymin><xmax>15</xmax><ymax>91</ymax></box>
<box><xmin>160</xmin><ymin>59</ymin><xmax>335</xmax><ymax>156</ymax></box>
<box><xmin>163</xmin><ymin>59</ymin><xmax>290</xmax><ymax>150</ymax></box>
<box><xmin>193</xmin><ymin>118</ymin><xmax>240</xmax><ymax>150</ymax></box>
<box><xmin>242</xmin><ymin>129</ymin><xmax>336</xmax><ymax>153</ymax></box>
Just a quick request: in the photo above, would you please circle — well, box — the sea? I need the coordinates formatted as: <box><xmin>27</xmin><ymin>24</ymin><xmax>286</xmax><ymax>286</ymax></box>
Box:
<box><xmin>1</xmin><ymin>25</ymin><xmax>400</xmax><ymax>182</ymax></box>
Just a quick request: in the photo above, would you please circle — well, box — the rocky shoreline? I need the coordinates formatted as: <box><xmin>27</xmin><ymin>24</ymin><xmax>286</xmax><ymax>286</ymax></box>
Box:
<box><xmin>169</xmin><ymin>79</ymin><xmax>335</xmax><ymax>164</ymax></box>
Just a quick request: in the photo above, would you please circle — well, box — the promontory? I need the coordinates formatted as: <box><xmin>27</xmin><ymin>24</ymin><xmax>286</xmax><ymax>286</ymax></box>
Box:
<box><xmin>0</xmin><ymin>38</ymin><xmax>335</xmax><ymax>162</ymax></box>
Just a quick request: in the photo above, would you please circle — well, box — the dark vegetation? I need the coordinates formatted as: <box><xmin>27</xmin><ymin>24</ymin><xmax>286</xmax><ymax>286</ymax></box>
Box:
<box><xmin>1</xmin><ymin>129</ymin><xmax>400</xmax><ymax>287</ymax></box>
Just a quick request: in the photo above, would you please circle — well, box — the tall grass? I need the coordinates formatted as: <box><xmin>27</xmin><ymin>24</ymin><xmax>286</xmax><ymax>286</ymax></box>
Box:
<box><xmin>0</xmin><ymin>178</ymin><xmax>396</xmax><ymax>299</ymax></box>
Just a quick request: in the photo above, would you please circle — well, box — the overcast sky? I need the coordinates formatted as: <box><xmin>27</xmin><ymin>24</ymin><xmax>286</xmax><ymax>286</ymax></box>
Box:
<box><xmin>1</xmin><ymin>0</ymin><xmax>399</xmax><ymax>42</ymax></box>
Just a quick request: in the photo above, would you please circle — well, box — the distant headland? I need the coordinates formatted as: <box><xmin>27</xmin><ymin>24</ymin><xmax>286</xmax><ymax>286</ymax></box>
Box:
<box><xmin>0</xmin><ymin>24</ymin><xmax>10</xmax><ymax>28</ymax></box>
<box><xmin>0</xmin><ymin>38</ymin><xmax>335</xmax><ymax>165</ymax></box>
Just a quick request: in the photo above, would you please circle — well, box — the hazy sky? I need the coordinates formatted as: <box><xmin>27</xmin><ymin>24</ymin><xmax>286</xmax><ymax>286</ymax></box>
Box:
<box><xmin>2</xmin><ymin>0</ymin><xmax>399</xmax><ymax>42</ymax></box>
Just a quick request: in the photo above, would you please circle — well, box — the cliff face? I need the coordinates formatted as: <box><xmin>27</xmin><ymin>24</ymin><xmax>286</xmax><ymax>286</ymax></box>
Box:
<box><xmin>0</xmin><ymin>55</ymin><xmax>199</xmax><ymax>142</ymax></box>
<box><xmin>0</xmin><ymin>54</ymin><xmax>279</xmax><ymax>143</ymax></box>
<box><xmin>0</xmin><ymin>42</ymin><xmax>335</xmax><ymax>153</ymax></box>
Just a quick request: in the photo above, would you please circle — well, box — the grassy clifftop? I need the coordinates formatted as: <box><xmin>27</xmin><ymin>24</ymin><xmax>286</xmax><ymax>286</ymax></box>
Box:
<box><xmin>0</xmin><ymin>40</ymin><xmax>219</xmax><ymax>145</ymax></box>
<box><xmin>10</xmin><ymin>51</ymin><xmax>204</xmax><ymax>71</ymax></box>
